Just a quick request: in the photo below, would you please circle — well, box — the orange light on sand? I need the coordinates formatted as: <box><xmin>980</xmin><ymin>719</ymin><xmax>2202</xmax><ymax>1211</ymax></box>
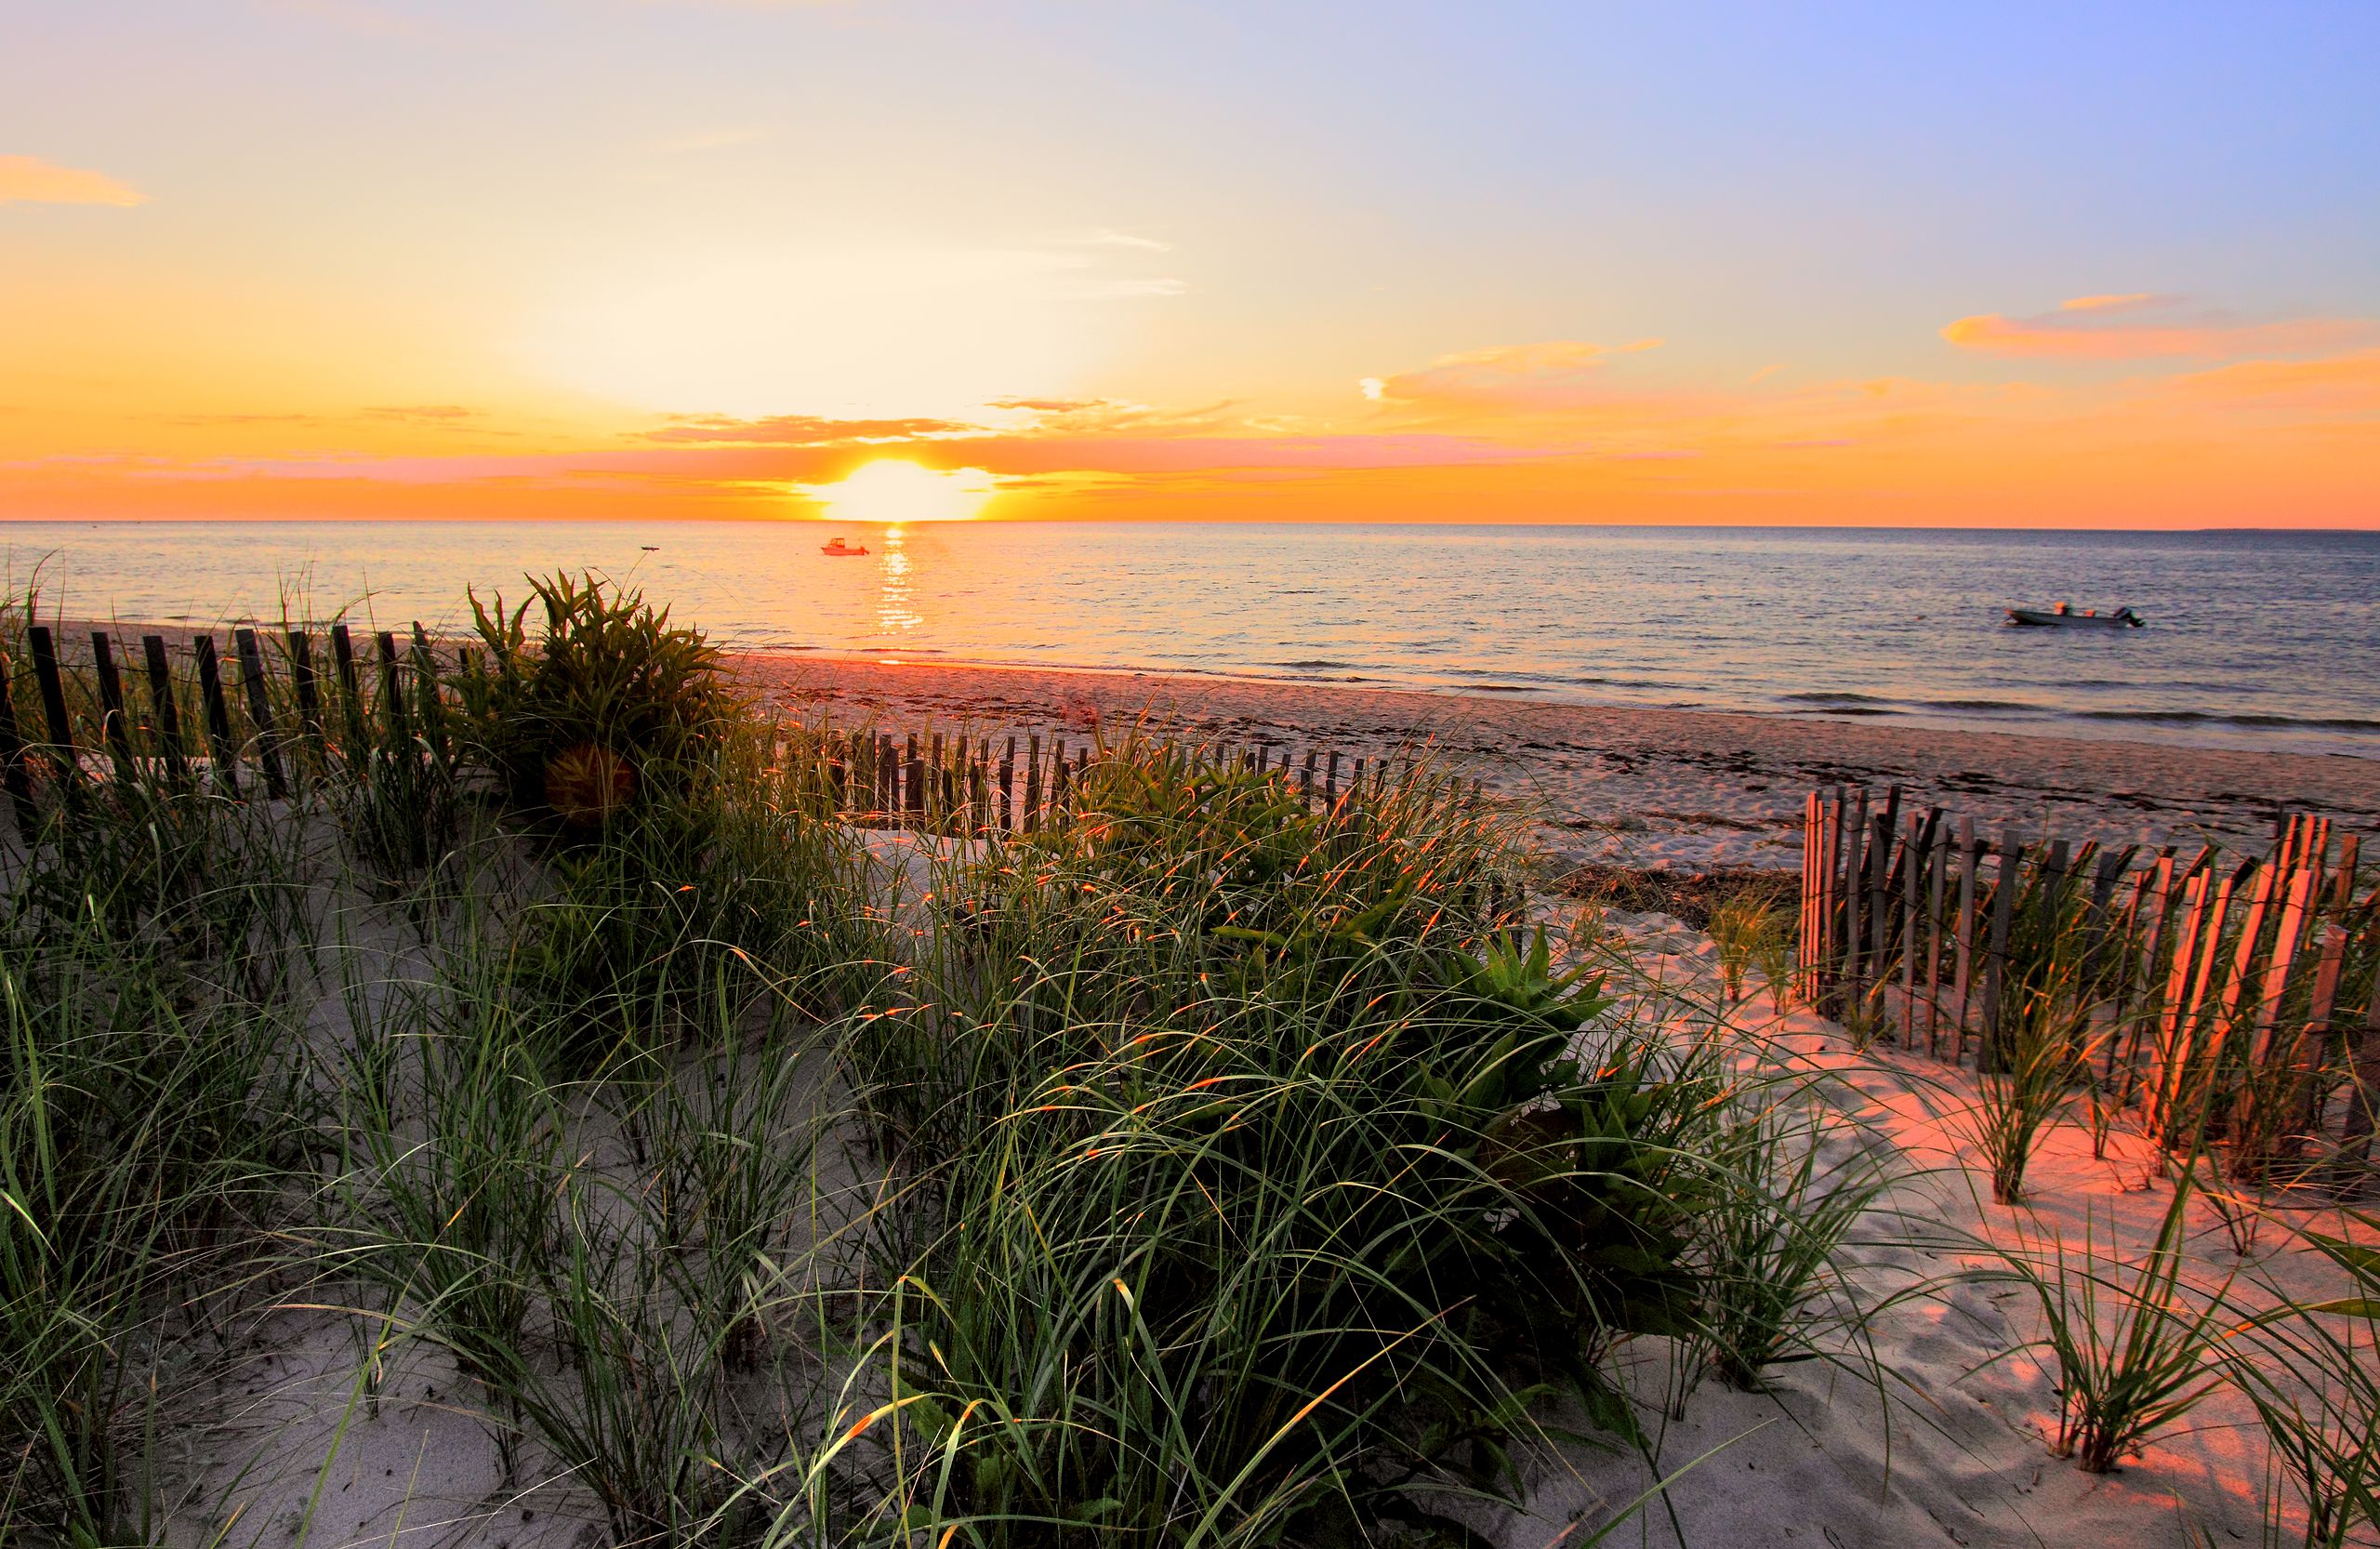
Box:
<box><xmin>809</xmin><ymin>460</ymin><xmax>994</xmax><ymax>523</ymax></box>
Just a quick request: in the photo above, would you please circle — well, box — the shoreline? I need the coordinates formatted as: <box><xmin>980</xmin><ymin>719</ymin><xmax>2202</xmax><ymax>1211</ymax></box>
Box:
<box><xmin>733</xmin><ymin>653</ymin><xmax>2380</xmax><ymax>870</ymax></box>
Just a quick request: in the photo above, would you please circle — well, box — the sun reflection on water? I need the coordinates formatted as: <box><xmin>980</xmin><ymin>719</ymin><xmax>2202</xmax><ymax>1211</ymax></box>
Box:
<box><xmin>875</xmin><ymin>524</ymin><xmax>920</xmax><ymax>645</ymax></box>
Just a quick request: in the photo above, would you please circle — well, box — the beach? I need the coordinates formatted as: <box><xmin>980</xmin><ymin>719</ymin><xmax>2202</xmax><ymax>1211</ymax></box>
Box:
<box><xmin>5</xmin><ymin>609</ymin><xmax>2360</xmax><ymax>1549</ymax></box>
<box><xmin>737</xmin><ymin>655</ymin><xmax>2380</xmax><ymax>870</ymax></box>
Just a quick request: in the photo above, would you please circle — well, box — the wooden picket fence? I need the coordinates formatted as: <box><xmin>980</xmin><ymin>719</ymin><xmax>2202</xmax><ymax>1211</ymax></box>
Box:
<box><xmin>1796</xmin><ymin>784</ymin><xmax>2380</xmax><ymax>1158</ymax></box>
<box><xmin>0</xmin><ymin>621</ymin><xmax>443</xmax><ymax>828</ymax></box>
<box><xmin>0</xmin><ymin>622</ymin><xmax>1450</xmax><ymax>842</ymax></box>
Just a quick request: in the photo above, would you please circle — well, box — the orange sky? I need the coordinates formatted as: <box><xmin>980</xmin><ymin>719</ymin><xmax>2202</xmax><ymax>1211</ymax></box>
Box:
<box><xmin>4</xmin><ymin>6</ymin><xmax>2376</xmax><ymax>528</ymax></box>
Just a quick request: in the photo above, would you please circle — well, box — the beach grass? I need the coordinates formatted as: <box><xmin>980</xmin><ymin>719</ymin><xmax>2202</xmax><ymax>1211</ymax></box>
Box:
<box><xmin>0</xmin><ymin>573</ymin><xmax>2373</xmax><ymax>1547</ymax></box>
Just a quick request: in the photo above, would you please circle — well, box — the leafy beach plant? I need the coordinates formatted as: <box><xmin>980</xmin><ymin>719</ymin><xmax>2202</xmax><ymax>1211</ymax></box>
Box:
<box><xmin>455</xmin><ymin>570</ymin><xmax>735</xmax><ymax>829</ymax></box>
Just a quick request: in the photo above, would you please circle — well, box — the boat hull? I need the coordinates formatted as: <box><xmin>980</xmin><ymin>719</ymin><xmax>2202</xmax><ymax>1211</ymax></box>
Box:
<box><xmin>2005</xmin><ymin>608</ymin><xmax>2141</xmax><ymax>629</ymax></box>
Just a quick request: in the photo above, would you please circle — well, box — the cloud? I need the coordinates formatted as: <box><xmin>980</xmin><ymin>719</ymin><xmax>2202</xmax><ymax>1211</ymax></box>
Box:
<box><xmin>1942</xmin><ymin>295</ymin><xmax>2374</xmax><ymax>359</ymax></box>
<box><xmin>2155</xmin><ymin>348</ymin><xmax>2380</xmax><ymax>413</ymax></box>
<box><xmin>0</xmin><ymin>154</ymin><xmax>146</xmax><ymax>207</ymax></box>
<box><xmin>640</xmin><ymin>413</ymin><xmax>977</xmax><ymax>444</ymax></box>
<box><xmin>1076</xmin><ymin>277</ymin><xmax>1188</xmax><ymax>298</ymax></box>
<box><xmin>1074</xmin><ymin>229</ymin><xmax>1172</xmax><ymax>253</ymax></box>
<box><xmin>1366</xmin><ymin>339</ymin><xmax>1663</xmax><ymax>411</ymax></box>
<box><xmin>985</xmin><ymin>398</ymin><xmax>1238</xmax><ymax>436</ymax></box>
<box><xmin>986</xmin><ymin>398</ymin><xmax>1103</xmax><ymax>414</ymax></box>
<box><xmin>363</xmin><ymin>404</ymin><xmax>481</xmax><ymax>423</ymax></box>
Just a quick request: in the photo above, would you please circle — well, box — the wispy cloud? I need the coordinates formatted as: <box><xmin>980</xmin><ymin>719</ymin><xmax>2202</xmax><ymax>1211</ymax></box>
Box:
<box><xmin>2153</xmin><ymin>348</ymin><xmax>2380</xmax><ymax>413</ymax></box>
<box><xmin>0</xmin><ymin>154</ymin><xmax>146</xmax><ymax>207</ymax></box>
<box><xmin>1365</xmin><ymin>339</ymin><xmax>1663</xmax><ymax>412</ymax></box>
<box><xmin>1941</xmin><ymin>294</ymin><xmax>2374</xmax><ymax>359</ymax></box>
<box><xmin>1076</xmin><ymin>277</ymin><xmax>1188</xmax><ymax>299</ymax></box>
<box><xmin>1075</xmin><ymin>229</ymin><xmax>1172</xmax><ymax>253</ymax></box>
<box><xmin>363</xmin><ymin>404</ymin><xmax>481</xmax><ymax>423</ymax></box>
<box><xmin>640</xmin><ymin>413</ymin><xmax>977</xmax><ymax>444</ymax></box>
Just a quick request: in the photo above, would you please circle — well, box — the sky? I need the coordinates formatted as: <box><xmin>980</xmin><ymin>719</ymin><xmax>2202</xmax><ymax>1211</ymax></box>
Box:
<box><xmin>3</xmin><ymin>0</ymin><xmax>2376</xmax><ymax>527</ymax></box>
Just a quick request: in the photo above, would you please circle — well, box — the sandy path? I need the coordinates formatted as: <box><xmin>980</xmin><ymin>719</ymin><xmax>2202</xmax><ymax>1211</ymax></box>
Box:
<box><xmin>733</xmin><ymin>655</ymin><xmax>2380</xmax><ymax>871</ymax></box>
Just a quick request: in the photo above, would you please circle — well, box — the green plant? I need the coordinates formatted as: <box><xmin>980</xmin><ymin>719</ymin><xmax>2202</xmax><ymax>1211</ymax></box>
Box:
<box><xmin>1752</xmin><ymin>915</ymin><xmax>1795</xmax><ymax>1016</ymax></box>
<box><xmin>0</xmin><ymin>894</ymin><xmax>307</xmax><ymax>1541</ymax></box>
<box><xmin>1974</xmin><ymin>983</ymin><xmax>2091</xmax><ymax>1206</ymax></box>
<box><xmin>812</xmin><ymin>740</ymin><xmax>1727</xmax><ymax>1544</ymax></box>
<box><xmin>504</xmin><ymin>745</ymin><xmax>868</xmax><ymax>1074</ymax></box>
<box><xmin>456</xmin><ymin>570</ymin><xmax>736</xmax><ymax>830</ymax></box>
<box><xmin>1987</xmin><ymin>1172</ymin><xmax>2236</xmax><ymax>1474</ymax></box>
<box><xmin>2228</xmin><ymin>1210</ymin><xmax>2380</xmax><ymax>1547</ymax></box>
<box><xmin>331</xmin><ymin>722</ymin><xmax>458</xmax><ymax>893</ymax></box>
<box><xmin>1685</xmin><ymin>1101</ymin><xmax>1894</xmax><ymax>1393</ymax></box>
<box><xmin>1708</xmin><ymin>893</ymin><xmax>1782</xmax><ymax>1007</ymax></box>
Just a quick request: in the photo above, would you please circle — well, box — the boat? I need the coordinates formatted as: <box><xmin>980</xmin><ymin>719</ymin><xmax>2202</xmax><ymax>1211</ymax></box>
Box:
<box><xmin>2004</xmin><ymin>603</ymin><xmax>2143</xmax><ymax>629</ymax></box>
<box><xmin>819</xmin><ymin>537</ymin><xmax>869</xmax><ymax>557</ymax></box>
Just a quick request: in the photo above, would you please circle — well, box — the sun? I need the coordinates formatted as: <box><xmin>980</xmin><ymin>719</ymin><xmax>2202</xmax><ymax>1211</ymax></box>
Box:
<box><xmin>806</xmin><ymin>460</ymin><xmax>995</xmax><ymax>523</ymax></box>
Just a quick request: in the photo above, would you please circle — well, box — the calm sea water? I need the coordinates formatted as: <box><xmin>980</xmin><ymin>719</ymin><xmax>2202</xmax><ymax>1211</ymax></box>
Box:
<box><xmin>5</xmin><ymin>521</ymin><xmax>2375</xmax><ymax>757</ymax></box>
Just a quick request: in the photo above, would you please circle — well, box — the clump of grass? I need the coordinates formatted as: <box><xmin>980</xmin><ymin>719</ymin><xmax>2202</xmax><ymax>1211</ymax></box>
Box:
<box><xmin>1988</xmin><ymin>1172</ymin><xmax>2236</xmax><ymax>1474</ymax></box>
<box><xmin>1684</xmin><ymin>1099</ymin><xmax>1895</xmax><ymax>1394</ymax></box>
<box><xmin>1974</xmin><ymin>984</ymin><xmax>2092</xmax><ymax>1206</ymax></box>
<box><xmin>0</xmin><ymin>580</ymin><xmax>1950</xmax><ymax>1545</ymax></box>
<box><xmin>2228</xmin><ymin>1208</ymin><xmax>2380</xmax><ymax>1547</ymax></box>
<box><xmin>330</xmin><ymin>715</ymin><xmax>459</xmax><ymax>894</ymax></box>
<box><xmin>1709</xmin><ymin>892</ymin><xmax>1790</xmax><ymax>1010</ymax></box>
<box><xmin>0</xmin><ymin>852</ymin><xmax>310</xmax><ymax>1540</ymax></box>
<box><xmin>813</xmin><ymin>737</ymin><xmax>1726</xmax><ymax>1542</ymax></box>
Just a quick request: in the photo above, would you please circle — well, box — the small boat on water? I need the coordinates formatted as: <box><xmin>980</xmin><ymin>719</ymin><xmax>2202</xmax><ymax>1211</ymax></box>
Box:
<box><xmin>2005</xmin><ymin>602</ymin><xmax>2143</xmax><ymax>629</ymax></box>
<box><xmin>819</xmin><ymin>537</ymin><xmax>869</xmax><ymax>557</ymax></box>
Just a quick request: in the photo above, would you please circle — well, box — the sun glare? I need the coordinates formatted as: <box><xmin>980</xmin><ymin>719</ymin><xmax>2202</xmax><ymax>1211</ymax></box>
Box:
<box><xmin>809</xmin><ymin>460</ymin><xmax>994</xmax><ymax>523</ymax></box>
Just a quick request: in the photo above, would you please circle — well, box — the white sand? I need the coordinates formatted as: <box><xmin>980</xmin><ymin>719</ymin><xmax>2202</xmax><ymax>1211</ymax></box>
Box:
<box><xmin>156</xmin><ymin>868</ymin><xmax>2374</xmax><ymax>1549</ymax></box>
<box><xmin>1483</xmin><ymin>902</ymin><xmax>2375</xmax><ymax>1548</ymax></box>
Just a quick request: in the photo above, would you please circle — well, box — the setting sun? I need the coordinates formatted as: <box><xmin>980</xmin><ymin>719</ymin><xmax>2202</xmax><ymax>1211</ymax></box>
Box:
<box><xmin>807</xmin><ymin>461</ymin><xmax>995</xmax><ymax>524</ymax></box>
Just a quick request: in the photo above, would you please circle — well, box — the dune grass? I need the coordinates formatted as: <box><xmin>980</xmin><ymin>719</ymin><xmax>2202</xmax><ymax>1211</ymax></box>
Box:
<box><xmin>1</xmin><ymin>575</ymin><xmax>2368</xmax><ymax>1546</ymax></box>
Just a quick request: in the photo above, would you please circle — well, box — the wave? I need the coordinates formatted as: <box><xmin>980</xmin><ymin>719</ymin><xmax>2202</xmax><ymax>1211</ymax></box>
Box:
<box><xmin>1267</xmin><ymin>658</ymin><xmax>1357</xmax><ymax>670</ymax></box>
<box><xmin>1779</xmin><ymin>691</ymin><xmax>1893</xmax><ymax>706</ymax></box>
<box><xmin>1917</xmin><ymin>697</ymin><xmax>2043</xmax><ymax>713</ymax></box>
<box><xmin>2074</xmin><ymin>709</ymin><xmax>2380</xmax><ymax>734</ymax></box>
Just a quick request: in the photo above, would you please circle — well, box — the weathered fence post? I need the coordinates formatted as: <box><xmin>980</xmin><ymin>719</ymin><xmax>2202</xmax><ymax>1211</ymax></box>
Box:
<box><xmin>329</xmin><ymin>625</ymin><xmax>367</xmax><ymax>757</ymax></box>
<box><xmin>91</xmin><ymin>632</ymin><xmax>137</xmax><ymax>782</ymax></box>
<box><xmin>235</xmin><ymin>629</ymin><xmax>289</xmax><ymax>800</ymax></box>
<box><xmin>1840</xmin><ymin>788</ymin><xmax>1867</xmax><ymax>1016</ymax></box>
<box><xmin>192</xmin><ymin>634</ymin><xmax>240</xmax><ymax>798</ymax></box>
<box><xmin>412</xmin><ymin>623</ymin><xmax>449</xmax><ymax>763</ymax></box>
<box><xmin>1979</xmin><ymin>831</ymin><xmax>2019</xmax><ymax>1069</ymax></box>
<box><xmin>0</xmin><ymin>660</ymin><xmax>39</xmax><ymax>833</ymax></box>
<box><xmin>999</xmin><ymin>735</ymin><xmax>1016</xmax><ymax>832</ymax></box>
<box><xmin>287</xmin><ymin>630</ymin><xmax>325</xmax><ymax>762</ymax></box>
<box><xmin>141</xmin><ymin>636</ymin><xmax>190</xmax><ymax>787</ymax></box>
<box><xmin>26</xmin><ymin>627</ymin><xmax>76</xmax><ymax>801</ymax></box>
<box><xmin>1924</xmin><ymin>819</ymin><xmax>1950</xmax><ymax>1054</ymax></box>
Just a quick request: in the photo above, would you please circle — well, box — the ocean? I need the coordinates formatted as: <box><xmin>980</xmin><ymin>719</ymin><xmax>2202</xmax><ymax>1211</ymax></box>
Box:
<box><xmin>5</xmin><ymin>520</ymin><xmax>2374</xmax><ymax>757</ymax></box>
